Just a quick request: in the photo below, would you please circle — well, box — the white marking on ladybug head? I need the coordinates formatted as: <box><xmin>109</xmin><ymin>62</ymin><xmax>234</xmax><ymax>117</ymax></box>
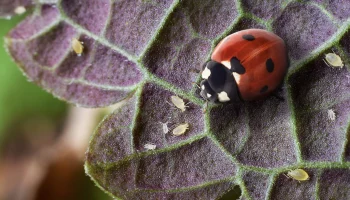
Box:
<box><xmin>218</xmin><ymin>91</ymin><xmax>230</xmax><ymax>102</ymax></box>
<box><xmin>232</xmin><ymin>72</ymin><xmax>241</xmax><ymax>84</ymax></box>
<box><xmin>222</xmin><ymin>60</ymin><xmax>231</xmax><ymax>69</ymax></box>
<box><xmin>202</xmin><ymin>67</ymin><xmax>211</xmax><ymax>79</ymax></box>
<box><xmin>207</xmin><ymin>93</ymin><xmax>212</xmax><ymax>98</ymax></box>
<box><xmin>201</xmin><ymin>85</ymin><xmax>205</xmax><ymax>90</ymax></box>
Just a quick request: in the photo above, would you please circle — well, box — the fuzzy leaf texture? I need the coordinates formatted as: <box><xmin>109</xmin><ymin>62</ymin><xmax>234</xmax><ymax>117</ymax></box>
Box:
<box><xmin>3</xmin><ymin>0</ymin><xmax>350</xmax><ymax>199</ymax></box>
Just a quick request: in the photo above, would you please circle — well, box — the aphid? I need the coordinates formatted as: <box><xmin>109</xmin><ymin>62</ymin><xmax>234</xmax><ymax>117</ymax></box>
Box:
<box><xmin>327</xmin><ymin>109</ymin><xmax>336</xmax><ymax>121</ymax></box>
<box><xmin>72</xmin><ymin>38</ymin><xmax>84</xmax><ymax>56</ymax></box>
<box><xmin>172</xmin><ymin>123</ymin><xmax>189</xmax><ymax>136</ymax></box>
<box><xmin>323</xmin><ymin>52</ymin><xmax>344</xmax><ymax>68</ymax></box>
<box><xmin>144</xmin><ymin>143</ymin><xmax>156</xmax><ymax>150</ymax></box>
<box><xmin>159</xmin><ymin>121</ymin><xmax>169</xmax><ymax>134</ymax></box>
<box><xmin>285</xmin><ymin>169</ymin><xmax>309</xmax><ymax>181</ymax></box>
<box><xmin>14</xmin><ymin>6</ymin><xmax>26</xmax><ymax>15</ymax></box>
<box><xmin>170</xmin><ymin>96</ymin><xmax>188</xmax><ymax>112</ymax></box>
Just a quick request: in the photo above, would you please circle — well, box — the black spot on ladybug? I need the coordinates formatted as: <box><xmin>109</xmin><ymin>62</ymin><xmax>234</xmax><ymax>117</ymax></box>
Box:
<box><xmin>260</xmin><ymin>85</ymin><xmax>268</xmax><ymax>93</ymax></box>
<box><xmin>242</xmin><ymin>34</ymin><xmax>255</xmax><ymax>41</ymax></box>
<box><xmin>266</xmin><ymin>58</ymin><xmax>274</xmax><ymax>72</ymax></box>
<box><xmin>230</xmin><ymin>57</ymin><xmax>246</xmax><ymax>74</ymax></box>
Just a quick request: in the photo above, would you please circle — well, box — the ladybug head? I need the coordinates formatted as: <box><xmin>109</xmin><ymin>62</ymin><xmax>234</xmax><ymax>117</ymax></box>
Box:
<box><xmin>200</xmin><ymin>61</ymin><xmax>241</xmax><ymax>103</ymax></box>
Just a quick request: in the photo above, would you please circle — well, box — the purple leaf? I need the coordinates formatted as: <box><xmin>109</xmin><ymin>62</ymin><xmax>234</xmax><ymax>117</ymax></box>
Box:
<box><xmin>3</xmin><ymin>0</ymin><xmax>350</xmax><ymax>199</ymax></box>
<box><xmin>271</xmin><ymin>169</ymin><xmax>317</xmax><ymax>199</ymax></box>
<box><xmin>289</xmin><ymin>56</ymin><xmax>350</xmax><ymax>162</ymax></box>
<box><xmin>273</xmin><ymin>2</ymin><xmax>337</xmax><ymax>60</ymax></box>
<box><xmin>241</xmin><ymin>0</ymin><xmax>284</xmax><ymax>19</ymax></box>
<box><xmin>6</xmin><ymin>5</ymin><xmax>143</xmax><ymax>107</ymax></box>
<box><xmin>242</xmin><ymin>171</ymin><xmax>270</xmax><ymax>199</ymax></box>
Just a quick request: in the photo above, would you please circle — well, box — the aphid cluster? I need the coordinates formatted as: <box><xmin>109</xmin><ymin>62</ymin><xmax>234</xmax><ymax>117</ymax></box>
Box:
<box><xmin>159</xmin><ymin>96</ymin><xmax>191</xmax><ymax>136</ymax></box>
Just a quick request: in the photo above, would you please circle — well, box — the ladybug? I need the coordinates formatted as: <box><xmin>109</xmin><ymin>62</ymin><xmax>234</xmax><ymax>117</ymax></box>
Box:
<box><xmin>200</xmin><ymin>29</ymin><xmax>288</xmax><ymax>103</ymax></box>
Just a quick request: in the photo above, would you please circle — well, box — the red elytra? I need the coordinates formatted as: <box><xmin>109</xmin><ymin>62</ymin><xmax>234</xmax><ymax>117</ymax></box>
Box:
<box><xmin>211</xmin><ymin>29</ymin><xmax>288</xmax><ymax>101</ymax></box>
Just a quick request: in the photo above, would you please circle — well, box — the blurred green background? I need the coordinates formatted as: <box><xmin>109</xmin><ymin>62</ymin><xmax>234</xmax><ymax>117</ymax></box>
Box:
<box><xmin>0</xmin><ymin>15</ymin><xmax>110</xmax><ymax>200</ymax></box>
<box><xmin>0</xmin><ymin>15</ymin><xmax>66</xmax><ymax>150</ymax></box>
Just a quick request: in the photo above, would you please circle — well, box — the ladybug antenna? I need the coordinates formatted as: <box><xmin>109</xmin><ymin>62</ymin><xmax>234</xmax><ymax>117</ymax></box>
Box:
<box><xmin>192</xmin><ymin>82</ymin><xmax>201</xmax><ymax>89</ymax></box>
<box><xmin>202</xmin><ymin>100</ymin><xmax>208</xmax><ymax>114</ymax></box>
<box><xmin>189</xmin><ymin>69</ymin><xmax>200</xmax><ymax>74</ymax></box>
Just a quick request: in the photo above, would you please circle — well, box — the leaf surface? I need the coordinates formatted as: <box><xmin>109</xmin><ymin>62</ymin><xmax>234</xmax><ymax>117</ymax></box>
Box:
<box><xmin>4</xmin><ymin>0</ymin><xmax>350</xmax><ymax>199</ymax></box>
